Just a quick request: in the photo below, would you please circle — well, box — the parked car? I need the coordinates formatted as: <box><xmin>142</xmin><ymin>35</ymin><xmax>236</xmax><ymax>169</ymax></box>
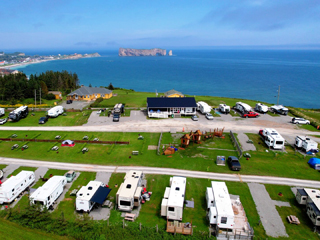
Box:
<box><xmin>205</xmin><ymin>113</ymin><xmax>214</xmax><ymax>120</ymax></box>
<box><xmin>66</xmin><ymin>100</ymin><xmax>73</xmax><ymax>104</ymax></box>
<box><xmin>38</xmin><ymin>116</ymin><xmax>49</xmax><ymax>124</ymax></box>
<box><xmin>291</xmin><ymin>117</ymin><xmax>310</xmax><ymax>125</ymax></box>
<box><xmin>227</xmin><ymin>156</ymin><xmax>241</xmax><ymax>171</ymax></box>
<box><xmin>191</xmin><ymin>115</ymin><xmax>199</xmax><ymax>121</ymax></box>
<box><xmin>113</xmin><ymin>113</ymin><xmax>120</xmax><ymax>122</ymax></box>
<box><xmin>0</xmin><ymin>117</ymin><xmax>8</xmax><ymax>125</ymax></box>
<box><xmin>65</xmin><ymin>171</ymin><xmax>76</xmax><ymax>183</ymax></box>
<box><xmin>97</xmin><ymin>110</ymin><xmax>102</xmax><ymax>114</ymax></box>
<box><xmin>243</xmin><ymin>111</ymin><xmax>259</xmax><ymax>118</ymax></box>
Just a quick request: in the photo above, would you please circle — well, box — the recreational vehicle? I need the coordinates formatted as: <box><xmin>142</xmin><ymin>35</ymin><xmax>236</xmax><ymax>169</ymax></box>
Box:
<box><xmin>76</xmin><ymin>181</ymin><xmax>111</xmax><ymax>212</ymax></box>
<box><xmin>235</xmin><ymin>102</ymin><xmax>252</xmax><ymax>114</ymax></box>
<box><xmin>197</xmin><ymin>101</ymin><xmax>212</xmax><ymax>114</ymax></box>
<box><xmin>30</xmin><ymin>176</ymin><xmax>67</xmax><ymax>210</ymax></box>
<box><xmin>0</xmin><ymin>107</ymin><xmax>5</xmax><ymax>117</ymax></box>
<box><xmin>0</xmin><ymin>171</ymin><xmax>35</xmax><ymax>204</ymax></box>
<box><xmin>260</xmin><ymin>128</ymin><xmax>285</xmax><ymax>150</ymax></box>
<box><xmin>218</xmin><ymin>104</ymin><xmax>230</xmax><ymax>114</ymax></box>
<box><xmin>116</xmin><ymin>171</ymin><xmax>143</xmax><ymax>211</ymax></box>
<box><xmin>8</xmin><ymin>106</ymin><xmax>28</xmax><ymax>122</ymax></box>
<box><xmin>114</xmin><ymin>103</ymin><xmax>124</xmax><ymax>114</ymax></box>
<box><xmin>295</xmin><ymin>188</ymin><xmax>320</xmax><ymax>205</ymax></box>
<box><xmin>47</xmin><ymin>106</ymin><xmax>64</xmax><ymax>117</ymax></box>
<box><xmin>295</xmin><ymin>136</ymin><xmax>319</xmax><ymax>152</ymax></box>
<box><xmin>206</xmin><ymin>181</ymin><xmax>235</xmax><ymax>231</ymax></box>
<box><xmin>161</xmin><ymin>176</ymin><xmax>186</xmax><ymax>221</ymax></box>
<box><xmin>307</xmin><ymin>198</ymin><xmax>320</xmax><ymax>226</ymax></box>
<box><xmin>270</xmin><ymin>105</ymin><xmax>288</xmax><ymax>115</ymax></box>
<box><xmin>255</xmin><ymin>103</ymin><xmax>269</xmax><ymax>113</ymax></box>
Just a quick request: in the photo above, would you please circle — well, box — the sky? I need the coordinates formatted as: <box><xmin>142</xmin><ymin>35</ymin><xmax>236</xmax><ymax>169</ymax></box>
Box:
<box><xmin>1</xmin><ymin>0</ymin><xmax>320</xmax><ymax>50</ymax></box>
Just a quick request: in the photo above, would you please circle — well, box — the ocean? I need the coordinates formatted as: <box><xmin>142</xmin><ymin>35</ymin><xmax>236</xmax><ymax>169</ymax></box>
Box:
<box><xmin>12</xmin><ymin>49</ymin><xmax>320</xmax><ymax>109</ymax></box>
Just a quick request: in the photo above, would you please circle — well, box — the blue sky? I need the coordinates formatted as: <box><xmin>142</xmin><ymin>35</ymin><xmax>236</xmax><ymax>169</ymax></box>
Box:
<box><xmin>1</xmin><ymin>0</ymin><xmax>320</xmax><ymax>50</ymax></box>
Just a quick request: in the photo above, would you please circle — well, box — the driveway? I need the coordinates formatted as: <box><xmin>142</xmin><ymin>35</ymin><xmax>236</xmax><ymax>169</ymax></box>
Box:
<box><xmin>60</xmin><ymin>100</ymin><xmax>93</xmax><ymax>110</ymax></box>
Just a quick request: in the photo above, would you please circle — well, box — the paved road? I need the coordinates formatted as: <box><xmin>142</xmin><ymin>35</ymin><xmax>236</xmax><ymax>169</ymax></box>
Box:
<box><xmin>2</xmin><ymin>157</ymin><xmax>320</xmax><ymax>188</ymax></box>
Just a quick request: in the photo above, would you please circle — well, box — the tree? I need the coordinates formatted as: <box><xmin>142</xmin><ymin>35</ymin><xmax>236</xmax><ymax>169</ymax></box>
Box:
<box><xmin>107</xmin><ymin>82</ymin><xmax>114</xmax><ymax>90</ymax></box>
<box><xmin>89</xmin><ymin>83</ymin><xmax>92</xmax><ymax>87</ymax></box>
<box><xmin>40</xmin><ymin>81</ymin><xmax>48</xmax><ymax>95</ymax></box>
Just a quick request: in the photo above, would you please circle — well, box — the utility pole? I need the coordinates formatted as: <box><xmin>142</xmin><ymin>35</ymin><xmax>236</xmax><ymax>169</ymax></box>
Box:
<box><xmin>277</xmin><ymin>85</ymin><xmax>280</xmax><ymax>105</ymax></box>
<box><xmin>40</xmin><ymin>87</ymin><xmax>41</xmax><ymax>105</ymax></box>
<box><xmin>34</xmin><ymin>89</ymin><xmax>36</xmax><ymax>109</ymax></box>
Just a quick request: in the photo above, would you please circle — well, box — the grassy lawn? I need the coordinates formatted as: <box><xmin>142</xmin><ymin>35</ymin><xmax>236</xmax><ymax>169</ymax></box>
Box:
<box><xmin>265</xmin><ymin>184</ymin><xmax>320</xmax><ymax>240</ymax></box>
<box><xmin>0</xmin><ymin>164</ymin><xmax>7</xmax><ymax>170</ymax></box>
<box><xmin>0</xmin><ymin>218</ymin><xmax>71</xmax><ymax>240</ymax></box>
<box><xmin>298</xmin><ymin>124</ymin><xmax>319</xmax><ymax>132</ymax></box>
<box><xmin>51</xmin><ymin>171</ymin><xmax>96</xmax><ymax>221</ymax></box>
<box><xmin>6</xmin><ymin>166</ymin><xmax>37</xmax><ymax>178</ymax></box>
<box><xmin>0</xmin><ymin>110</ymin><xmax>91</xmax><ymax>127</ymax></box>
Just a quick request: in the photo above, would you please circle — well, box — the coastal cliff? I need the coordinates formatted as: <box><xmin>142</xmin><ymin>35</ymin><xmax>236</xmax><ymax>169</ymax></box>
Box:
<box><xmin>119</xmin><ymin>48</ymin><xmax>167</xmax><ymax>56</ymax></box>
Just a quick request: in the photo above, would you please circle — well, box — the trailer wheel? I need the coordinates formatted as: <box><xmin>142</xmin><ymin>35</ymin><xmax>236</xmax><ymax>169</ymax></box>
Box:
<box><xmin>0</xmin><ymin>169</ymin><xmax>3</xmax><ymax>180</ymax></box>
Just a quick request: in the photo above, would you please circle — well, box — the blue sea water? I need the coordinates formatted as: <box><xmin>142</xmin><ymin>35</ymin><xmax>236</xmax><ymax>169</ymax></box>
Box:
<box><xmin>12</xmin><ymin>49</ymin><xmax>320</xmax><ymax>109</ymax></box>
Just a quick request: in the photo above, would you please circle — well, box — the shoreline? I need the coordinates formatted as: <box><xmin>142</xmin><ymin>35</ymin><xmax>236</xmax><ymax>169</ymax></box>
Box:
<box><xmin>0</xmin><ymin>59</ymin><xmax>56</xmax><ymax>70</ymax></box>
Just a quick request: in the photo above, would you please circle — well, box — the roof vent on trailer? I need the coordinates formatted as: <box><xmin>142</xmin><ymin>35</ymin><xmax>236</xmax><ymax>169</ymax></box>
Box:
<box><xmin>88</xmin><ymin>186</ymin><xmax>93</xmax><ymax>190</ymax></box>
<box><xmin>126</xmin><ymin>184</ymin><xmax>132</xmax><ymax>189</ymax></box>
<box><xmin>175</xmin><ymin>187</ymin><xmax>180</xmax><ymax>191</ymax></box>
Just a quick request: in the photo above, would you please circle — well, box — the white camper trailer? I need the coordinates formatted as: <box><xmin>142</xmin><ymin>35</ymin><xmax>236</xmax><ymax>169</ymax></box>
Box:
<box><xmin>47</xmin><ymin>106</ymin><xmax>64</xmax><ymax>117</ymax></box>
<box><xmin>307</xmin><ymin>197</ymin><xmax>320</xmax><ymax>226</ymax></box>
<box><xmin>255</xmin><ymin>103</ymin><xmax>268</xmax><ymax>113</ymax></box>
<box><xmin>76</xmin><ymin>181</ymin><xmax>111</xmax><ymax>212</ymax></box>
<box><xmin>261</xmin><ymin>128</ymin><xmax>285</xmax><ymax>150</ymax></box>
<box><xmin>8</xmin><ymin>106</ymin><xmax>28</xmax><ymax>122</ymax></box>
<box><xmin>30</xmin><ymin>176</ymin><xmax>67</xmax><ymax>210</ymax></box>
<box><xmin>270</xmin><ymin>105</ymin><xmax>288</xmax><ymax>115</ymax></box>
<box><xmin>206</xmin><ymin>181</ymin><xmax>235</xmax><ymax>231</ymax></box>
<box><xmin>0</xmin><ymin>108</ymin><xmax>5</xmax><ymax>117</ymax></box>
<box><xmin>218</xmin><ymin>104</ymin><xmax>230</xmax><ymax>114</ymax></box>
<box><xmin>0</xmin><ymin>171</ymin><xmax>35</xmax><ymax>204</ymax></box>
<box><xmin>161</xmin><ymin>176</ymin><xmax>186</xmax><ymax>221</ymax></box>
<box><xmin>116</xmin><ymin>171</ymin><xmax>143</xmax><ymax>211</ymax></box>
<box><xmin>235</xmin><ymin>102</ymin><xmax>252</xmax><ymax>114</ymax></box>
<box><xmin>294</xmin><ymin>136</ymin><xmax>318</xmax><ymax>152</ymax></box>
<box><xmin>197</xmin><ymin>101</ymin><xmax>212</xmax><ymax>114</ymax></box>
<box><xmin>296</xmin><ymin>188</ymin><xmax>320</xmax><ymax>205</ymax></box>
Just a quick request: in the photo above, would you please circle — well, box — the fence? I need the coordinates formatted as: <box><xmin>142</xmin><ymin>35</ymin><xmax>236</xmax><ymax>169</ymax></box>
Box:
<box><xmin>157</xmin><ymin>132</ymin><xmax>163</xmax><ymax>155</ymax></box>
<box><xmin>230</xmin><ymin>131</ymin><xmax>242</xmax><ymax>159</ymax></box>
<box><xmin>0</xmin><ymin>138</ymin><xmax>129</xmax><ymax>145</ymax></box>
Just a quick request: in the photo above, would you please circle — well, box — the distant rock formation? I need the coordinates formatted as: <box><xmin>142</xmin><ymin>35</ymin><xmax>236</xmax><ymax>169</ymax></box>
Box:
<box><xmin>84</xmin><ymin>52</ymin><xmax>101</xmax><ymax>58</ymax></box>
<box><xmin>168</xmin><ymin>50</ymin><xmax>172</xmax><ymax>56</ymax></box>
<box><xmin>119</xmin><ymin>48</ymin><xmax>167</xmax><ymax>56</ymax></box>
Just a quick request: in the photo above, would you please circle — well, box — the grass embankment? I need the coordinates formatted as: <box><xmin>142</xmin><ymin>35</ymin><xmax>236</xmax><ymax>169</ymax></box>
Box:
<box><xmin>0</xmin><ymin>130</ymin><xmax>318</xmax><ymax>180</ymax></box>
<box><xmin>0</xmin><ymin>110</ymin><xmax>91</xmax><ymax>127</ymax></box>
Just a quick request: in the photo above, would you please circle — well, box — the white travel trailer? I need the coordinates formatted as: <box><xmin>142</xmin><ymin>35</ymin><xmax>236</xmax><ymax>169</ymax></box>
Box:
<box><xmin>235</xmin><ymin>102</ymin><xmax>251</xmax><ymax>114</ymax></box>
<box><xmin>30</xmin><ymin>176</ymin><xmax>67</xmax><ymax>210</ymax></box>
<box><xmin>47</xmin><ymin>106</ymin><xmax>64</xmax><ymax>117</ymax></box>
<box><xmin>206</xmin><ymin>181</ymin><xmax>235</xmax><ymax>231</ymax></box>
<box><xmin>307</xmin><ymin>197</ymin><xmax>320</xmax><ymax>226</ymax></box>
<box><xmin>218</xmin><ymin>104</ymin><xmax>230</xmax><ymax>114</ymax></box>
<box><xmin>0</xmin><ymin>107</ymin><xmax>5</xmax><ymax>117</ymax></box>
<box><xmin>295</xmin><ymin>188</ymin><xmax>320</xmax><ymax>205</ymax></box>
<box><xmin>116</xmin><ymin>171</ymin><xmax>143</xmax><ymax>211</ymax></box>
<box><xmin>76</xmin><ymin>181</ymin><xmax>111</xmax><ymax>212</ymax></box>
<box><xmin>270</xmin><ymin>105</ymin><xmax>288</xmax><ymax>115</ymax></box>
<box><xmin>255</xmin><ymin>103</ymin><xmax>269</xmax><ymax>113</ymax></box>
<box><xmin>8</xmin><ymin>106</ymin><xmax>28</xmax><ymax>122</ymax></box>
<box><xmin>261</xmin><ymin>128</ymin><xmax>285</xmax><ymax>150</ymax></box>
<box><xmin>197</xmin><ymin>101</ymin><xmax>212</xmax><ymax>114</ymax></box>
<box><xmin>0</xmin><ymin>171</ymin><xmax>35</xmax><ymax>204</ymax></box>
<box><xmin>161</xmin><ymin>176</ymin><xmax>186</xmax><ymax>221</ymax></box>
<box><xmin>294</xmin><ymin>136</ymin><xmax>318</xmax><ymax>152</ymax></box>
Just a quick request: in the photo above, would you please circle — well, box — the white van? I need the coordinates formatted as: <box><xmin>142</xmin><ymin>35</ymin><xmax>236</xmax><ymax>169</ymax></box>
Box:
<box><xmin>47</xmin><ymin>106</ymin><xmax>64</xmax><ymax>118</ymax></box>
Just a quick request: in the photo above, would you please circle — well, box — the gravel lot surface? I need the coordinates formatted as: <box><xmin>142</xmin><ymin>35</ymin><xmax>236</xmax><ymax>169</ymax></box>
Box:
<box><xmin>237</xmin><ymin>133</ymin><xmax>256</xmax><ymax>151</ymax></box>
<box><xmin>248</xmin><ymin>183</ymin><xmax>288</xmax><ymax>238</ymax></box>
<box><xmin>2</xmin><ymin>164</ymin><xmax>19</xmax><ymax>181</ymax></box>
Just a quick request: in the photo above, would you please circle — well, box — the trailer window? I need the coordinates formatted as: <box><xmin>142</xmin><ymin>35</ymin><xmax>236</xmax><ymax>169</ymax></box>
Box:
<box><xmin>134</xmin><ymin>199</ymin><xmax>139</xmax><ymax>202</ymax></box>
<box><xmin>29</xmin><ymin>176</ymin><xmax>32</xmax><ymax>179</ymax></box>
<box><xmin>12</xmin><ymin>189</ymin><xmax>14</xmax><ymax>192</ymax></box>
<box><xmin>276</xmin><ymin>141</ymin><xmax>283</xmax><ymax>145</ymax></box>
<box><xmin>120</xmin><ymin>200</ymin><xmax>131</xmax><ymax>206</ymax></box>
<box><xmin>34</xmin><ymin>200</ymin><xmax>44</xmax><ymax>206</ymax></box>
<box><xmin>168</xmin><ymin>207</ymin><xmax>175</xmax><ymax>212</ymax></box>
<box><xmin>221</xmin><ymin>217</ymin><xmax>227</xmax><ymax>224</ymax></box>
<box><xmin>48</xmin><ymin>196</ymin><xmax>50</xmax><ymax>201</ymax></box>
<box><xmin>313</xmin><ymin>213</ymin><xmax>316</xmax><ymax>219</ymax></box>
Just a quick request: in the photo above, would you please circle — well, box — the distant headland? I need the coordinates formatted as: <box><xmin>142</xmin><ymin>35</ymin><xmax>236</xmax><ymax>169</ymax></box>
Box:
<box><xmin>119</xmin><ymin>48</ymin><xmax>172</xmax><ymax>57</ymax></box>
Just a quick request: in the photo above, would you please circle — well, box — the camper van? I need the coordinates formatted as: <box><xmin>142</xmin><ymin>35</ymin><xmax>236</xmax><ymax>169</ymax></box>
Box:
<box><xmin>295</xmin><ymin>136</ymin><xmax>318</xmax><ymax>152</ymax></box>
<box><xmin>255</xmin><ymin>103</ymin><xmax>269</xmax><ymax>113</ymax></box>
<box><xmin>270</xmin><ymin>105</ymin><xmax>288</xmax><ymax>115</ymax></box>
<box><xmin>8</xmin><ymin>106</ymin><xmax>28</xmax><ymax>122</ymax></box>
<box><xmin>47</xmin><ymin>106</ymin><xmax>64</xmax><ymax>118</ymax></box>
<box><xmin>235</xmin><ymin>102</ymin><xmax>252</xmax><ymax>114</ymax></box>
<box><xmin>76</xmin><ymin>181</ymin><xmax>111</xmax><ymax>212</ymax></box>
<box><xmin>0</xmin><ymin>171</ymin><xmax>35</xmax><ymax>204</ymax></box>
<box><xmin>116</xmin><ymin>171</ymin><xmax>143</xmax><ymax>211</ymax></box>
<box><xmin>260</xmin><ymin>128</ymin><xmax>285</xmax><ymax>150</ymax></box>
<box><xmin>114</xmin><ymin>103</ymin><xmax>124</xmax><ymax>114</ymax></box>
<box><xmin>206</xmin><ymin>181</ymin><xmax>235</xmax><ymax>231</ymax></box>
<box><xmin>218</xmin><ymin>104</ymin><xmax>230</xmax><ymax>114</ymax></box>
<box><xmin>0</xmin><ymin>108</ymin><xmax>5</xmax><ymax>117</ymax></box>
<box><xmin>197</xmin><ymin>101</ymin><xmax>212</xmax><ymax>114</ymax></box>
<box><xmin>161</xmin><ymin>176</ymin><xmax>186</xmax><ymax>221</ymax></box>
<box><xmin>30</xmin><ymin>176</ymin><xmax>67</xmax><ymax>210</ymax></box>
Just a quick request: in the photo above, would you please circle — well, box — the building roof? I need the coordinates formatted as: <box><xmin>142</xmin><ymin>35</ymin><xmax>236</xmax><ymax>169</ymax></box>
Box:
<box><xmin>164</xmin><ymin>89</ymin><xmax>184</xmax><ymax>97</ymax></box>
<box><xmin>68</xmin><ymin>86</ymin><xmax>112</xmax><ymax>96</ymax></box>
<box><xmin>48</xmin><ymin>91</ymin><xmax>61</xmax><ymax>95</ymax></box>
<box><xmin>147</xmin><ymin>97</ymin><xmax>197</xmax><ymax>108</ymax></box>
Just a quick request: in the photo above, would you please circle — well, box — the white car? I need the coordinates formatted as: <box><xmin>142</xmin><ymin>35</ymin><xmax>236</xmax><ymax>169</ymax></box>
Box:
<box><xmin>0</xmin><ymin>118</ymin><xmax>8</xmax><ymax>125</ymax></box>
<box><xmin>205</xmin><ymin>113</ymin><xmax>214</xmax><ymax>120</ymax></box>
<box><xmin>291</xmin><ymin>117</ymin><xmax>310</xmax><ymax>124</ymax></box>
<box><xmin>191</xmin><ymin>115</ymin><xmax>199</xmax><ymax>121</ymax></box>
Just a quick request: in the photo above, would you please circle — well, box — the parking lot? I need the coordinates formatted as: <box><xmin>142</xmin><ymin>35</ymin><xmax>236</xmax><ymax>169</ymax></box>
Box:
<box><xmin>60</xmin><ymin>100</ymin><xmax>93</xmax><ymax>110</ymax></box>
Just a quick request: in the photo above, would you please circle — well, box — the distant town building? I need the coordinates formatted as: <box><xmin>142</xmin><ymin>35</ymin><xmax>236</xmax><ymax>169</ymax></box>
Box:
<box><xmin>0</xmin><ymin>68</ymin><xmax>20</xmax><ymax>77</ymax></box>
<box><xmin>0</xmin><ymin>52</ymin><xmax>4</xmax><ymax>56</ymax></box>
<box><xmin>0</xmin><ymin>61</ymin><xmax>5</xmax><ymax>65</ymax></box>
<box><xmin>164</xmin><ymin>89</ymin><xmax>185</xmax><ymax>98</ymax></box>
<box><xmin>67</xmin><ymin>86</ymin><xmax>113</xmax><ymax>101</ymax></box>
